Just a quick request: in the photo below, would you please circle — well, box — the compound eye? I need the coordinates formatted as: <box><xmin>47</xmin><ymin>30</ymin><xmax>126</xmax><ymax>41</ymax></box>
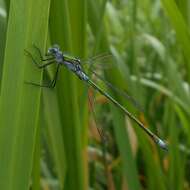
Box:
<box><xmin>47</xmin><ymin>48</ymin><xmax>51</xmax><ymax>54</ymax></box>
<box><xmin>47</xmin><ymin>48</ymin><xmax>54</xmax><ymax>54</ymax></box>
<box><xmin>48</xmin><ymin>47</ymin><xmax>58</xmax><ymax>54</ymax></box>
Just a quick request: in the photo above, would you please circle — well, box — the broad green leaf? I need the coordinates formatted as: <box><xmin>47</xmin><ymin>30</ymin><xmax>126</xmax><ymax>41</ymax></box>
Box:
<box><xmin>0</xmin><ymin>0</ymin><xmax>50</xmax><ymax>189</ymax></box>
<box><xmin>49</xmin><ymin>0</ymin><xmax>87</xmax><ymax>189</ymax></box>
<box><xmin>42</xmin><ymin>90</ymin><xmax>67</xmax><ymax>189</ymax></box>
<box><xmin>0</xmin><ymin>0</ymin><xmax>7</xmax><ymax>89</ymax></box>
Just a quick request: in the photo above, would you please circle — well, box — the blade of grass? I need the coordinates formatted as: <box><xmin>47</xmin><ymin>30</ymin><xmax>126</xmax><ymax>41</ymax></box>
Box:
<box><xmin>42</xmin><ymin>90</ymin><xmax>67</xmax><ymax>189</ymax></box>
<box><xmin>31</xmin><ymin>122</ymin><xmax>41</xmax><ymax>190</ymax></box>
<box><xmin>161</xmin><ymin>0</ymin><xmax>190</xmax><ymax>82</ymax></box>
<box><xmin>165</xmin><ymin>102</ymin><xmax>185</xmax><ymax>190</ymax></box>
<box><xmin>137</xmin><ymin>133</ymin><xmax>166</xmax><ymax>190</ymax></box>
<box><xmin>0</xmin><ymin>0</ymin><xmax>50</xmax><ymax>189</ymax></box>
<box><xmin>49</xmin><ymin>0</ymin><xmax>87</xmax><ymax>189</ymax></box>
<box><xmin>111</xmin><ymin>108</ymin><xmax>141</xmax><ymax>190</ymax></box>
<box><xmin>4</xmin><ymin>0</ymin><xmax>9</xmax><ymax>14</ymax></box>
<box><xmin>0</xmin><ymin>0</ymin><xmax>7</xmax><ymax>90</ymax></box>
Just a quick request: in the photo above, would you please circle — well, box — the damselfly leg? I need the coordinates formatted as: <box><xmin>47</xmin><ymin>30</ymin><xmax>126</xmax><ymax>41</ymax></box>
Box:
<box><xmin>25</xmin><ymin>64</ymin><xmax>60</xmax><ymax>88</ymax></box>
<box><xmin>24</xmin><ymin>45</ymin><xmax>60</xmax><ymax>88</ymax></box>
<box><xmin>32</xmin><ymin>44</ymin><xmax>53</xmax><ymax>61</ymax></box>
<box><xmin>24</xmin><ymin>47</ymin><xmax>55</xmax><ymax>69</ymax></box>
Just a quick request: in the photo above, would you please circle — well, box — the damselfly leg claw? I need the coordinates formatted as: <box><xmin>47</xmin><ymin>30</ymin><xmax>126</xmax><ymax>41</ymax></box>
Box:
<box><xmin>25</xmin><ymin>79</ymin><xmax>56</xmax><ymax>89</ymax></box>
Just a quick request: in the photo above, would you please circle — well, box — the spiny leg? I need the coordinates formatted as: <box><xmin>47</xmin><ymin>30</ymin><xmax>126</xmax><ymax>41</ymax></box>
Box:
<box><xmin>32</xmin><ymin>44</ymin><xmax>53</xmax><ymax>61</ymax></box>
<box><xmin>49</xmin><ymin>64</ymin><xmax>60</xmax><ymax>88</ymax></box>
<box><xmin>25</xmin><ymin>64</ymin><xmax>60</xmax><ymax>88</ymax></box>
<box><xmin>24</xmin><ymin>49</ymin><xmax>55</xmax><ymax>69</ymax></box>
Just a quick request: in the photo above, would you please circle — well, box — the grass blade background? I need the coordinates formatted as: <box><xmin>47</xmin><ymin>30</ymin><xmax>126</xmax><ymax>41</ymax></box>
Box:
<box><xmin>0</xmin><ymin>0</ymin><xmax>190</xmax><ymax>189</ymax></box>
<box><xmin>0</xmin><ymin>0</ymin><xmax>7</xmax><ymax>89</ymax></box>
<box><xmin>42</xmin><ymin>90</ymin><xmax>67</xmax><ymax>189</ymax></box>
<box><xmin>49</xmin><ymin>0</ymin><xmax>87</xmax><ymax>189</ymax></box>
<box><xmin>161</xmin><ymin>0</ymin><xmax>190</xmax><ymax>82</ymax></box>
<box><xmin>0</xmin><ymin>0</ymin><xmax>50</xmax><ymax>189</ymax></box>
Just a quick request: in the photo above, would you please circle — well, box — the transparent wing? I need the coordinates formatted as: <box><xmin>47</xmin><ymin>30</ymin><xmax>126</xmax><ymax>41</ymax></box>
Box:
<box><xmin>88</xmin><ymin>90</ymin><xmax>107</xmax><ymax>143</ymax></box>
<box><xmin>89</xmin><ymin>68</ymin><xmax>145</xmax><ymax>113</ymax></box>
<box><xmin>81</xmin><ymin>52</ymin><xmax>115</xmax><ymax>70</ymax></box>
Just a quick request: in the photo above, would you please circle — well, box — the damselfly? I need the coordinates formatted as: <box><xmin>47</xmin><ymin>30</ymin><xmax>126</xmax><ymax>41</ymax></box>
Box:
<box><xmin>25</xmin><ymin>44</ymin><xmax>168</xmax><ymax>150</ymax></box>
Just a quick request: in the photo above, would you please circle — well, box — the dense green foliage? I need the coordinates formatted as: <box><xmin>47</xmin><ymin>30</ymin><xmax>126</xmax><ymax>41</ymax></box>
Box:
<box><xmin>0</xmin><ymin>0</ymin><xmax>190</xmax><ymax>189</ymax></box>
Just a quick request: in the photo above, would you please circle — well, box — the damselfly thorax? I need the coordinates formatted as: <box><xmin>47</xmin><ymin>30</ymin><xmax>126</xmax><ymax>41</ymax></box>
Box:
<box><xmin>46</xmin><ymin>45</ymin><xmax>89</xmax><ymax>81</ymax></box>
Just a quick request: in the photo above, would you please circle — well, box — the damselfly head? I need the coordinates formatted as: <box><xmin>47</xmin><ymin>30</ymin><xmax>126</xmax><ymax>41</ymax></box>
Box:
<box><xmin>48</xmin><ymin>44</ymin><xmax>60</xmax><ymax>55</ymax></box>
